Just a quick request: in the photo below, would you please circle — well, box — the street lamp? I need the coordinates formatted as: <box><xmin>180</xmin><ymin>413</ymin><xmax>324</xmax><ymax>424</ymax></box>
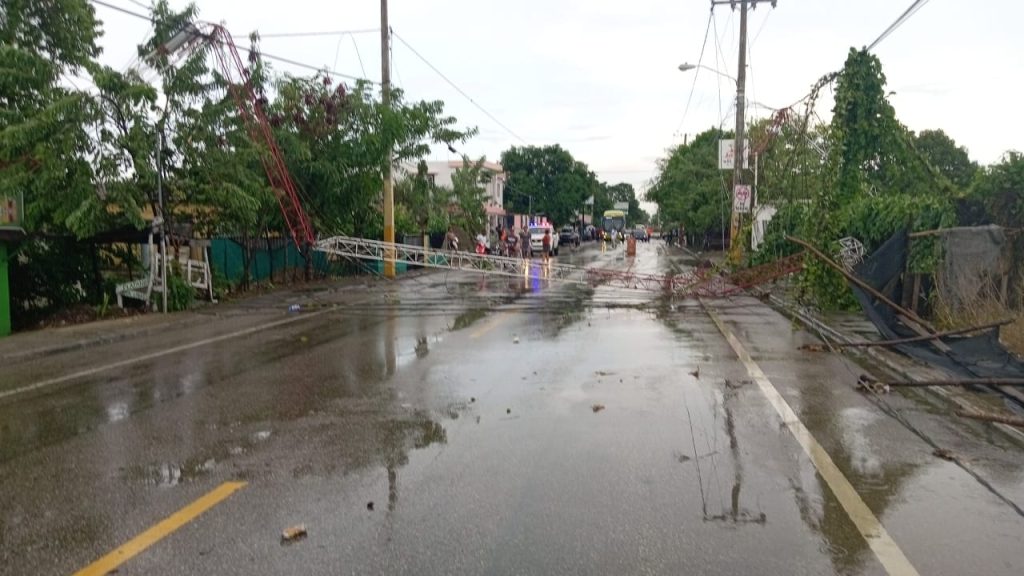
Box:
<box><xmin>675</xmin><ymin>59</ymin><xmax>741</xmax><ymax>253</ymax></box>
<box><xmin>677</xmin><ymin>62</ymin><xmax>737</xmax><ymax>82</ymax></box>
<box><xmin>677</xmin><ymin>59</ymin><xmax>749</xmax><ymax>259</ymax></box>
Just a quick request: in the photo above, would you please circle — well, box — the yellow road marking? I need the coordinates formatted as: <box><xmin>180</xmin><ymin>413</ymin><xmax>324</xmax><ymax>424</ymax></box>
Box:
<box><xmin>470</xmin><ymin>313</ymin><xmax>509</xmax><ymax>339</ymax></box>
<box><xmin>73</xmin><ymin>481</ymin><xmax>246</xmax><ymax>576</ymax></box>
<box><xmin>705</xmin><ymin>308</ymin><xmax>920</xmax><ymax>576</ymax></box>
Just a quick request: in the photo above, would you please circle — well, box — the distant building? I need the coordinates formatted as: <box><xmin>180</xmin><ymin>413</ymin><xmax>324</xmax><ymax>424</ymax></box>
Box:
<box><xmin>399</xmin><ymin>160</ymin><xmax>508</xmax><ymax>235</ymax></box>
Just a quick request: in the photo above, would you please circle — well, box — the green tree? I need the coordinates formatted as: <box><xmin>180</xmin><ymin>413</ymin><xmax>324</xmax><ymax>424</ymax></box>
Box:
<box><xmin>447</xmin><ymin>155</ymin><xmax>489</xmax><ymax>236</ymax></box>
<box><xmin>647</xmin><ymin>128</ymin><xmax>730</xmax><ymax>242</ymax></box>
<box><xmin>395</xmin><ymin>160</ymin><xmax>446</xmax><ymax>236</ymax></box>
<box><xmin>500</xmin><ymin>145</ymin><xmax>598</xmax><ymax>226</ymax></box>
<box><xmin>972</xmin><ymin>151</ymin><xmax>1024</xmax><ymax>228</ymax></box>
<box><xmin>605</xmin><ymin>182</ymin><xmax>647</xmax><ymax>226</ymax></box>
<box><xmin>270</xmin><ymin>77</ymin><xmax>473</xmax><ymax>239</ymax></box>
<box><xmin>913</xmin><ymin>129</ymin><xmax>978</xmax><ymax>191</ymax></box>
<box><xmin>1</xmin><ymin>0</ymin><xmax>101</xmax><ymax>234</ymax></box>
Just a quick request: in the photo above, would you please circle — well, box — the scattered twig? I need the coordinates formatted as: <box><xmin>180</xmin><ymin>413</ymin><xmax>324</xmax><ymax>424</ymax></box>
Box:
<box><xmin>885</xmin><ymin>378</ymin><xmax>1024</xmax><ymax>388</ymax></box>
<box><xmin>955</xmin><ymin>409</ymin><xmax>1024</xmax><ymax>428</ymax></box>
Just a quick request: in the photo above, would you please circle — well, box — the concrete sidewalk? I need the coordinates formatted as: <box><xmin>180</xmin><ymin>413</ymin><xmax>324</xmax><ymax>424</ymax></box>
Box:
<box><xmin>767</xmin><ymin>290</ymin><xmax>1024</xmax><ymax>445</ymax></box>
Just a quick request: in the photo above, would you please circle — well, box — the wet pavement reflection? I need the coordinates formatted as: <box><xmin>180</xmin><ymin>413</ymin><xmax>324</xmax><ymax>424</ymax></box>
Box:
<box><xmin>2</xmin><ymin>242</ymin><xmax>1023</xmax><ymax>575</ymax></box>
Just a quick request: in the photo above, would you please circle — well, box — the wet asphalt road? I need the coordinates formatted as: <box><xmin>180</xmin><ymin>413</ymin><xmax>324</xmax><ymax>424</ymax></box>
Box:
<box><xmin>2</xmin><ymin>241</ymin><xmax>1024</xmax><ymax>575</ymax></box>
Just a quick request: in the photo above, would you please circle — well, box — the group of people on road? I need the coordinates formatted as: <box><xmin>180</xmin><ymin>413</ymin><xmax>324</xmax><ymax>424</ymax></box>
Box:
<box><xmin>444</xmin><ymin>224</ymin><xmax>558</xmax><ymax>262</ymax></box>
<box><xmin>600</xmin><ymin>229</ymin><xmax>626</xmax><ymax>252</ymax></box>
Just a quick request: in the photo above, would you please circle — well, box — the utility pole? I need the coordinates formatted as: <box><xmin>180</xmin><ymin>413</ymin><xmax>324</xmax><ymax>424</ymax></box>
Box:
<box><xmin>713</xmin><ymin>0</ymin><xmax>776</xmax><ymax>261</ymax></box>
<box><xmin>157</xmin><ymin>130</ymin><xmax>167</xmax><ymax>313</ymax></box>
<box><xmin>381</xmin><ymin>0</ymin><xmax>396</xmax><ymax>277</ymax></box>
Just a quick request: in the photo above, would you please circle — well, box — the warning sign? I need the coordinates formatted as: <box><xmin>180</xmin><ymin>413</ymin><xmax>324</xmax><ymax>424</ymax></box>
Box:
<box><xmin>733</xmin><ymin>185</ymin><xmax>752</xmax><ymax>214</ymax></box>
<box><xmin>0</xmin><ymin>193</ymin><xmax>22</xmax><ymax>227</ymax></box>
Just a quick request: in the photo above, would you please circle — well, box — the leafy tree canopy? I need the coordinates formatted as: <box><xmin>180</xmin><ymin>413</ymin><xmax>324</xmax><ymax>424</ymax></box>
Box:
<box><xmin>500</xmin><ymin>144</ymin><xmax>599</xmax><ymax>226</ymax></box>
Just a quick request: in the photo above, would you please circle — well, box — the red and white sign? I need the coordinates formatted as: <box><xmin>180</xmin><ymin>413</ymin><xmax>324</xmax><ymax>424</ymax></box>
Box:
<box><xmin>718</xmin><ymin>139</ymin><xmax>750</xmax><ymax>170</ymax></box>
<box><xmin>733</xmin><ymin>185</ymin><xmax>752</xmax><ymax>214</ymax></box>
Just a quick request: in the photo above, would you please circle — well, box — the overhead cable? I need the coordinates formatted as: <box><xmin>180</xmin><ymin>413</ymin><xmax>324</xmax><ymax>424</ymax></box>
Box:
<box><xmin>391</xmin><ymin>31</ymin><xmax>527</xmax><ymax>144</ymax></box>
<box><xmin>867</xmin><ymin>0</ymin><xmax>931</xmax><ymax>51</ymax></box>
<box><xmin>673</xmin><ymin>9</ymin><xmax>715</xmax><ymax>137</ymax></box>
<box><xmin>88</xmin><ymin>0</ymin><xmax>374</xmax><ymax>83</ymax></box>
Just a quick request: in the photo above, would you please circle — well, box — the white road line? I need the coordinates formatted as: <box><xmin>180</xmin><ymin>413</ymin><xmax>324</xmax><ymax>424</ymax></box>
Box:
<box><xmin>705</xmin><ymin>307</ymin><xmax>921</xmax><ymax>576</ymax></box>
<box><xmin>0</xmin><ymin>308</ymin><xmax>334</xmax><ymax>402</ymax></box>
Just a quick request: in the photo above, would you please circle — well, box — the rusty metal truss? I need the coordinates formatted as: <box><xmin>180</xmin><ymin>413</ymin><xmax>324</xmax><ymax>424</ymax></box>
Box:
<box><xmin>315</xmin><ymin>236</ymin><xmax>804</xmax><ymax>298</ymax></box>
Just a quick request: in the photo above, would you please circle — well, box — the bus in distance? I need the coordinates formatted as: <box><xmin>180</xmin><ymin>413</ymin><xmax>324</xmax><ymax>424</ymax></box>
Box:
<box><xmin>602</xmin><ymin>209</ymin><xmax>626</xmax><ymax>233</ymax></box>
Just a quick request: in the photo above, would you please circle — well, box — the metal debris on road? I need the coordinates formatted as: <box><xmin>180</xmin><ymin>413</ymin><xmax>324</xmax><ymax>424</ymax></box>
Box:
<box><xmin>856</xmin><ymin>374</ymin><xmax>890</xmax><ymax>394</ymax></box>
<box><xmin>367</xmin><ymin>501</ymin><xmax>374</xmax><ymax>511</ymax></box>
<box><xmin>591</xmin><ymin>404</ymin><xmax>605</xmax><ymax>413</ymax></box>
<box><xmin>688</xmin><ymin>367</ymin><xmax>700</xmax><ymax>378</ymax></box>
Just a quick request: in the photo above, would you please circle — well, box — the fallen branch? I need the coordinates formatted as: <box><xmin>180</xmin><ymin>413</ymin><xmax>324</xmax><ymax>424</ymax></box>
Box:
<box><xmin>885</xmin><ymin>378</ymin><xmax>1024</xmax><ymax>387</ymax></box>
<box><xmin>785</xmin><ymin>235</ymin><xmax>937</xmax><ymax>332</ymax></box>
<box><xmin>833</xmin><ymin>319</ymin><xmax>1013</xmax><ymax>348</ymax></box>
<box><xmin>955</xmin><ymin>409</ymin><xmax>1024</xmax><ymax>428</ymax></box>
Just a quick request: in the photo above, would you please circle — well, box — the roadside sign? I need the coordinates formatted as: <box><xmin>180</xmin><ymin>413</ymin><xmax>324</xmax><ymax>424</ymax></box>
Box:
<box><xmin>733</xmin><ymin>185</ymin><xmax>752</xmax><ymax>214</ymax></box>
<box><xmin>613</xmin><ymin>201</ymin><xmax>629</xmax><ymax>211</ymax></box>
<box><xmin>0</xmin><ymin>192</ymin><xmax>23</xmax><ymax>228</ymax></box>
<box><xmin>718</xmin><ymin>139</ymin><xmax>750</xmax><ymax>170</ymax></box>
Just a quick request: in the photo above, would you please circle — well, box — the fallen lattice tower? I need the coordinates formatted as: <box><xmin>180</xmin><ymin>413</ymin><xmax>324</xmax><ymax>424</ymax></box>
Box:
<box><xmin>315</xmin><ymin>236</ymin><xmax>804</xmax><ymax>298</ymax></box>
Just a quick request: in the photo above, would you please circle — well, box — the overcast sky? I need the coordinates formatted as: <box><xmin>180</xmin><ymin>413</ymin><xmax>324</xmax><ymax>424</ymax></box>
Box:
<box><xmin>90</xmin><ymin>0</ymin><xmax>1023</xmax><ymax>199</ymax></box>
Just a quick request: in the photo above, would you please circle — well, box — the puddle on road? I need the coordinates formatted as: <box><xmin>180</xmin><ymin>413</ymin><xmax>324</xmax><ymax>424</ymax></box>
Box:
<box><xmin>122</xmin><ymin>456</ymin><xmax>218</xmax><ymax>487</ymax></box>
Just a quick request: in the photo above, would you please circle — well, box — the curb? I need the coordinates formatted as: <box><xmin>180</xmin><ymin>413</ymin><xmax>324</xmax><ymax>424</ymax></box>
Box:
<box><xmin>767</xmin><ymin>294</ymin><xmax>1024</xmax><ymax>445</ymax></box>
<box><xmin>0</xmin><ymin>268</ymin><xmax>441</xmax><ymax>364</ymax></box>
<box><xmin>0</xmin><ymin>315</ymin><xmax>207</xmax><ymax>364</ymax></box>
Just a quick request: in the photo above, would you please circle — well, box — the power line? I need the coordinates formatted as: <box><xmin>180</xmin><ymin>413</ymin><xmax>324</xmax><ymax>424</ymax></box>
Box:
<box><xmin>750</xmin><ymin>8</ymin><xmax>772</xmax><ymax>47</ymax></box>
<box><xmin>87</xmin><ymin>0</ymin><xmax>374</xmax><ymax>83</ymax></box>
<box><xmin>867</xmin><ymin>0</ymin><xmax>931</xmax><ymax>51</ymax></box>
<box><xmin>350</xmin><ymin>34</ymin><xmax>368</xmax><ymax>79</ymax></box>
<box><xmin>124</xmin><ymin>0</ymin><xmax>151</xmax><ymax>12</ymax></box>
<box><xmin>391</xmin><ymin>31</ymin><xmax>527</xmax><ymax>144</ymax></box>
<box><xmin>90</xmin><ymin>0</ymin><xmax>147</xmax><ymax>19</ymax></box>
<box><xmin>673</xmin><ymin>10</ymin><xmax>714</xmax><ymax>137</ymax></box>
<box><xmin>237</xmin><ymin>29</ymin><xmax>379</xmax><ymax>39</ymax></box>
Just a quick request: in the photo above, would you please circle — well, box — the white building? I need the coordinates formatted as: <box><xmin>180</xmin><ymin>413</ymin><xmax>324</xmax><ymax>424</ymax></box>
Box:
<box><xmin>399</xmin><ymin>160</ymin><xmax>508</xmax><ymax>234</ymax></box>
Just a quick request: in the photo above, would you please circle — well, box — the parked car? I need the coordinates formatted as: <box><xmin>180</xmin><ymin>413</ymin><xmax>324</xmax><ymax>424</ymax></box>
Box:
<box><xmin>558</xmin><ymin>225</ymin><xmax>580</xmax><ymax>247</ymax></box>
<box><xmin>529</xmin><ymin>225</ymin><xmax>559</xmax><ymax>256</ymax></box>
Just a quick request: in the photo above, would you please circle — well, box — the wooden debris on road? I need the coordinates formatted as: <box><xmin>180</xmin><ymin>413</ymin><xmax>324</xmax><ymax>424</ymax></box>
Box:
<box><xmin>281</xmin><ymin>524</ymin><xmax>307</xmax><ymax>543</ymax></box>
<box><xmin>832</xmin><ymin>319</ymin><xmax>1013</xmax><ymax>349</ymax></box>
<box><xmin>955</xmin><ymin>409</ymin><xmax>1024</xmax><ymax>428</ymax></box>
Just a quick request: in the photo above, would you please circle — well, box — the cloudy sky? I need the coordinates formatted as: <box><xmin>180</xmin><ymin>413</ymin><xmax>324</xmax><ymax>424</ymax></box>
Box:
<box><xmin>89</xmin><ymin>0</ymin><xmax>1023</xmax><ymax>198</ymax></box>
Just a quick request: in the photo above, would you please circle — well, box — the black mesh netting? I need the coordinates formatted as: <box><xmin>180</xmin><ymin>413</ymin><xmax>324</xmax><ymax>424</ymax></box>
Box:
<box><xmin>852</xmin><ymin>230</ymin><xmax>1024</xmax><ymax>381</ymax></box>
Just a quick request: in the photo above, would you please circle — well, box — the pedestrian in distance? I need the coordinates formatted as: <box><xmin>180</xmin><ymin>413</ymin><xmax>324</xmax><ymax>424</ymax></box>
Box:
<box><xmin>444</xmin><ymin>226</ymin><xmax>459</xmax><ymax>251</ymax></box>
<box><xmin>519</xmin><ymin>227</ymin><xmax>531</xmax><ymax>259</ymax></box>
<box><xmin>542</xmin><ymin>229</ymin><xmax>552</xmax><ymax>263</ymax></box>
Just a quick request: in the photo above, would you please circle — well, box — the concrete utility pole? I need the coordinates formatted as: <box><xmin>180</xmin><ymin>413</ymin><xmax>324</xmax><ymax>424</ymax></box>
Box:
<box><xmin>381</xmin><ymin>0</ymin><xmax>396</xmax><ymax>277</ymax></box>
<box><xmin>712</xmin><ymin>0</ymin><xmax>776</xmax><ymax>260</ymax></box>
